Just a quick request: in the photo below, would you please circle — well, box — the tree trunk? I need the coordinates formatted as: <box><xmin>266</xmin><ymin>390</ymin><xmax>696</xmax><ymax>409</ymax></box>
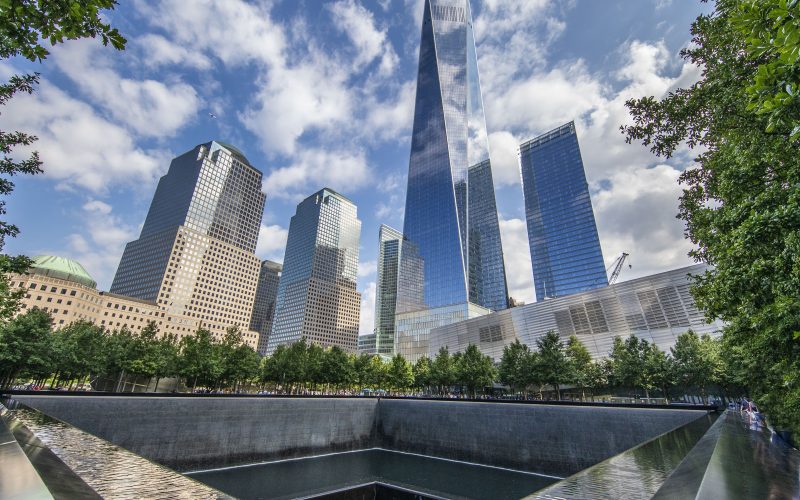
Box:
<box><xmin>115</xmin><ymin>370</ymin><xmax>125</xmax><ymax>393</ymax></box>
<box><xmin>154</xmin><ymin>377</ymin><xmax>161</xmax><ymax>393</ymax></box>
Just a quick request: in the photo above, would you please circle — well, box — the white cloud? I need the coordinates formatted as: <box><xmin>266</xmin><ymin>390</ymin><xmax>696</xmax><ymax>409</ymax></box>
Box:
<box><xmin>328</xmin><ymin>0</ymin><xmax>399</xmax><ymax>75</ymax></box>
<box><xmin>358</xmin><ymin>260</ymin><xmax>376</xmax><ymax>278</ymax></box>
<box><xmin>66</xmin><ymin>201</ymin><xmax>138</xmax><ymax>290</ymax></box>
<box><xmin>241</xmin><ymin>58</ymin><xmax>354</xmax><ymax>156</ymax></box>
<box><xmin>135</xmin><ymin>34</ymin><xmax>212</xmax><ymax>70</ymax></box>
<box><xmin>593</xmin><ymin>165</ymin><xmax>694</xmax><ymax>281</ymax></box>
<box><xmin>363</xmin><ymin>80</ymin><xmax>416</xmax><ymax>143</ymax></box>
<box><xmin>475</xmin><ymin>0</ymin><xmax>565</xmax><ymax>95</ymax></box>
<box><xmin>51</xmin><ymin>41</ymin><xmax>199</xmax><ymax>138</ymax></box>
<box><xmin>135</xmin><ymin>0</ymin><xmax>286</xmax><ymax>69</ymax></box>
<box><xmin>0</xmin><ymin>76</ymin><xmax>168</xmax><ymax>193</ymax></box>
<box><xmin>485</xmin><ymin>60</ymin><xmax>606</xmax><ymax>138</ymax></box>
<box><xmin>255</xmin><ymin>224</ymin><xmax>289</xmax><ymax>263</ymax></box>
<box><xmin>499</xmin><ymin>217</ymin><xmax>535</xmax><ymax>304</ymax></box>
<box><xmin>359</xmin><ymin>281</ymin><xmax>376</xmax><ymax>336</ymax></box>
<box><xmin>263</xmin><ymin>148</ymin><xmax>370</xmax><ymax>200</ymax></box>
<box><xmin>487</xmin><ymin>131</ymin><xmax>521</xmax><ymax>186</ymax></box>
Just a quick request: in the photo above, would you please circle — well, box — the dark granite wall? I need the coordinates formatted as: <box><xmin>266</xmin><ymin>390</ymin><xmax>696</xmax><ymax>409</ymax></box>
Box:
<box><xmin>13</xmin><ymin>396</ymin><xmax>706</xmax><ymax>475</ymax></box>
<box><xmin>12</xmin><ymin>396</ymin><xmax>378</xmax><ymax>471</ymax></box>
<box><xmin>376</xmin><ymin>399</ymin><xmax>706</xmax><ymax>475</ymax></box>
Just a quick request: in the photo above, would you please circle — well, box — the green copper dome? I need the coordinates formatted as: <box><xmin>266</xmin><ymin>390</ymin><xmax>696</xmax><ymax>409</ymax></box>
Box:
<box><xmin>30</xmin><ymin>255</ymin><xmax>97</xmax><ymax>289</ymax></box>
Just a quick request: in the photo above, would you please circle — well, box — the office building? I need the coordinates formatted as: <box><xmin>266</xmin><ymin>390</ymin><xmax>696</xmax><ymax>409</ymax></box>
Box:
<box><xmin>395</xmin><ymin>0</ymin><xmax>508</xmax><ymax>362</ymax></box>
<box><xmin>373</xmin><ymin>225</ymin><xmax>403</xmax><ymax>355</ymax></box>
<box><xmin>429</xmin><ymin>264</ymin><xmax>724</xmax><ymax>361</ymax></box>
<box><xmin>110</xmin><ymin>141</ymin><xmax>265</xmax><ymax>346</ymax></box>
<box><xmin>358</xmin><ymin>333</ymin><xmax>377</xmax><ymax>355</ymax></box>
<box><xmin>519</xmin><ymin>122</ymin><xmax>607</xmax><ymax>300</ymax></box>
<box><xmin>267</xmin><ymin>189</ymin><xmax>362</xmax><ymax>353</ymax></box>
<box><xmin>250</xmin><ymin>260</ymin><xmax>282</xmax><ymax>356</ymax></box>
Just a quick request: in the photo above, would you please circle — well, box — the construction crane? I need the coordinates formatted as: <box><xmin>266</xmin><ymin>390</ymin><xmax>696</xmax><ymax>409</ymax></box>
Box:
<box><xmin>607</xmin><ymin>252</ymin><xmax>630</xmax><ymax>285</ymax></box>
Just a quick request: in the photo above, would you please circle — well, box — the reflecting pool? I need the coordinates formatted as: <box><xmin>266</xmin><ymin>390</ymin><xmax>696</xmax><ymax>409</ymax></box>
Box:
<box><xmin>187</xmin><ymin>449</ymin><xmax>558</xmax><ymax>499</ymax></box>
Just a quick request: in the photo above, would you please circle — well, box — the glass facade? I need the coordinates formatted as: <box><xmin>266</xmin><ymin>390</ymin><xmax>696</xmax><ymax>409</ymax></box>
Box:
<box><xmin>374</xmin><ymin>225</ymin><xmax>403</xmax><ymax>355</ymax></box>
<box><xmin>519</xmin><ymin>122</ymin><xmax>607</xmax><ymax>300</ymax></box>
<box><xmin>250</xmin><ymin>260</ymin><xmax>282</xmax><ymax>356</ymax></box>
<box><xmin>396</xmin><ymin>0</ymin><xmax>507</xmax><ymax>360</ymax></box>
<box><xmin>267</xmin><ymin>189</ymin><xmax>362</xmax><ymax>353</ymax></box>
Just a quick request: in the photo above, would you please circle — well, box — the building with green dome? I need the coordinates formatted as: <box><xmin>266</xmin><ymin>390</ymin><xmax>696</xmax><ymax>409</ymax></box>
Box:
<box><xmin>29</xmin><ymin>255</ymin><xmax>97</xmax><ymax>289</ymax></box>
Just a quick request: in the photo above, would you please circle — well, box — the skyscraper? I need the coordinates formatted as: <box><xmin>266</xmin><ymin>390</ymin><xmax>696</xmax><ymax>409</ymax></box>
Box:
<box><xmin>250</xmin><ymin>260</ymin><xmax>282</xmax><ymax>356</ymax></box>
<box><xmin>374</xmin><ymin>225</ymin><xmax>403</xmax><ymax>355</ymax></box>
<box><xmin>111</xmin><ymin>141</ymin><xmax>265</xmax><ymax>346</ymax></box>
<box><xmin>395</xmin><ymin>0</ymin><xmax>508</xmax><ymax>361</ymax></box>
<box><xmin>519</xmin><ymin>122</ymin><xmax>607</xmax><ymax>300</ymax></box>
<box><xmin>267</xmin><ymin>188</ymin><xmax>362</xmax><ymax>353</ymax></box>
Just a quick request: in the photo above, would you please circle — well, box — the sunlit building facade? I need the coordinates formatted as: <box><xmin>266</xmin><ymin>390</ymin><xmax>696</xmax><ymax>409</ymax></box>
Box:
<box><xmin>267</xmin><ymin>189</ymin><xmax>362</xmax><ymax>354</ymax></box>
<box><xmin>396</xmin><ymin>0</ymin><xmax>508</xmax><ymax>362</ymax></box>
<box><xmin>519</xmin><ymin>122</ymin><xmax>607</xmax><ymax>300</ymax></box>
<box><xmin>10</xmin><ymin>255</ymin><xmax>213</xmax><ymax>341</ymax></box>
<box><xmin>110</xmin><ymin>141</ymin><xmax>265</xmax><ymax>346</ymax></box>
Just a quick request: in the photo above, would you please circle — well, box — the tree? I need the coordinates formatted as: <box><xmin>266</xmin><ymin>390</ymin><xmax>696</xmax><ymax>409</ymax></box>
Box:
<box><xmin>412</xmin><ymin>356</ymin><xmax>432</xmax><ymax>392</ymax></box>
<box><xmin>536</xmin><ymin>331</ymin><xmax>570</xmax><ymax>400</ymax></box>
<box><xmin>124</xmin><ymin>322</ymin><xmax>161</xmax><ymax>382</ymax></box>
<box><xmin>430</xmin><ymin>346</ymin><xmax>456</xmax><ymax>395</ymax></box>
<box><xmin>609</xmin><ymin>335</ymin><xmax>647</xmax><ymax>397</ymax></box>
<box><xmin>322</xmin><ymin>346</ymin><xmax>352</xmax><ymax>391</ymax></box>
<box><xmin>153</xmin><ymin>332</ymin><xmax>180</xmax><ymax>392</ymax></box>
<box><xmin>352</xmin><ymin>352</ymin><xmax>373</xmax><ymax>392</ymax></box>
<box><xmin>585</xmin><ymin>360</ymin><xmax>611</xmax><ymax>401</ymax></box>
<box><xmin>50</xmin><ymin>320</ymin><xmax>105</xmax><ymax>388</ymax></box>
<box><xmin>0</xmin><ymin>0</ymin><xmax>126</xmax><ymax>61</ymax></box>
<box><xmin>672</xmin><ymin>331</ymin><xmax>716</xmax><ymax>402</ymax></box>
<box><xmin>523</xmin><ymin>350</ymin><xmax>546</xmax><ymax>399</ymax></box>
<box><xmin>178</xmin><ymin>328</ymin><xmax>221</xmax><ymax>392</ymax></box>
<box><xmin>0</xmin><ymin>307</ymin><xmax>52</xmax><ymax>388</ymax></box>
<box><xmin>216</xmin><ymin>326</ymin><xmax>260</xmax><ymax>391</ymax></box>
<box><xmin>622</xmin><ymin>0</ymin><xmax>799</xmax><ymax>436</ymax></box>
<box><xmin>731</xmin><ymin>0</ymin><xmax>800</xmax><ymax>140</ymax></box>
<box><xmin>387</xmin><ymin>354</ymin><xmax>413</xmax><ymax>393</ymax></box>
<box><xmin>644</xmin><ymin>344</ymin><xmax>676</xmax><ymax>400</ymax></box>
<box><xmin>366</xmin><ymin>355</ymin><xmax>387</xmax><ymax>390</ymax></box>
<box><xmin>565</xmin><ymin>335</ymin><xmax>592</xmax><ymax>400</ymax></box>
<box><xmin>498</xmin><ymin>339</ymin><xmax>531</xmax><ymax>396</ymax></box>
<box><xmin>454</xmin><ymin>344</ymin><xmax>496</xmax><ymax>398</ymax></box>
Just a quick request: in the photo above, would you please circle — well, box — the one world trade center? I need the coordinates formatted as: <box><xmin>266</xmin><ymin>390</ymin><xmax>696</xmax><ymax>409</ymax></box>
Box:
<box><xmin>395</xmin><ymin>0</ymin><xmax>508</xmax><ymax>361</ymax></box>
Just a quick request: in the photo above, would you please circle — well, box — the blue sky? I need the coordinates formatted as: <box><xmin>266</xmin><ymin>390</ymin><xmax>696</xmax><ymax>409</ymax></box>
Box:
<box><xmin>1</xmin><ymin>0</ymin><xmax>710</xmax><ymax>335</ymax></box>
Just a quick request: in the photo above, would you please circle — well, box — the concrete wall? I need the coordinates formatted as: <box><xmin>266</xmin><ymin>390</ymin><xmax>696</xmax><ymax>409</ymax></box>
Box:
<box><xmin>12</xmin><ymin>396</ymin><xmax>378</xmax><ymax>471</ymax></box>
<box><xmin>14</xmin><ymin>396</ymin><xmax>707</xmax><ymax>476</ymax></box>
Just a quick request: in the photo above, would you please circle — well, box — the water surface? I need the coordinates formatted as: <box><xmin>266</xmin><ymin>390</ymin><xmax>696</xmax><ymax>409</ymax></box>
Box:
<box><xmin>188</xmin><ymin>449</ymin><xmax>558</xmax><ymax>499</ymax></box>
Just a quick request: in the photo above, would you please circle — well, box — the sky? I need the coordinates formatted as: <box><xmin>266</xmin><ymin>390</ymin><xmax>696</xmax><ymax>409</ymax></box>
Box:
<box><xmin>0</xmin><ymin>0</ymin><xmax>711</xmax><ymax>337</ymax></box>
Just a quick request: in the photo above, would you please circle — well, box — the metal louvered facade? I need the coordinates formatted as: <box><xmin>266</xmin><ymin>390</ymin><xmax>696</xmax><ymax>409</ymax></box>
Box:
<box><xmin>428</xmin><ymin>264</ymin><xmax>723</xmax><ymax>361</ymax></box>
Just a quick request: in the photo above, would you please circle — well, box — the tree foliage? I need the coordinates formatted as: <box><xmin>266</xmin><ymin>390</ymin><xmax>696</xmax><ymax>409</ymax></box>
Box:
<box><xmin>0</xmin><ymin>0</ymin><xmax>126</xmax><ymax>61</ymax></box>
<box><xmin>622</xmin><ymin>0</ymin><xmax>800</xmax><ymax>434</ymax></box>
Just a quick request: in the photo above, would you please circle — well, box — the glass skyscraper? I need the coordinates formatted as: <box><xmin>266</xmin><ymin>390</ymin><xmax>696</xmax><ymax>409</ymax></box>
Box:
<box><xmin>111</xmin><ymin>141</ymin><xmax>266</xmax><ymax>346</ymax></box>
<box><xmin>250</xmin><ymin>260</ymin><xmax>282</xmax><ymax>356</ymax></box>
<box><xmin>396</xmin><ymin>0</ymin><xmax>508</xmax><ymax>361</ymax></box>
<box><xmin>373</xmin><ymin>225</ymin><xmax>403</xmax><ymax>355</ymax></box>
<box><xmin>267</xmin><ymin>188</ymin><xmax>362</xmax><ymax>354</ymax></box>
<box><xmin>519</xmin><ymin>122</ymin><xmax>607</xmax><ymax>300</ymax></box>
